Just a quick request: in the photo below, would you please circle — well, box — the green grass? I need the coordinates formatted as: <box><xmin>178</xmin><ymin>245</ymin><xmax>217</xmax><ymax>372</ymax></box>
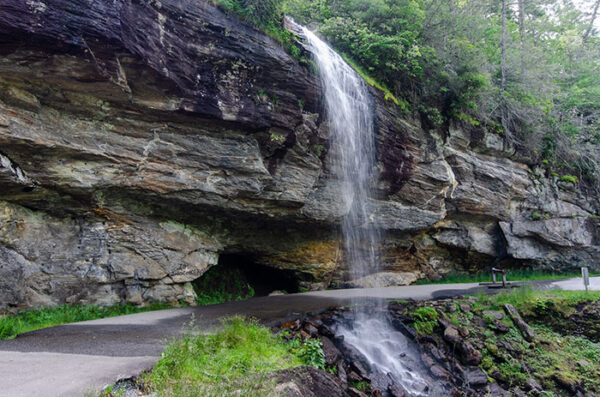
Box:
<box><xmin>415</xmin><ymin>268</ymin><xmax>598</xmax><ymax>285</ymax></box>
<box><xmin>525</xmin><ymin>325</ymin><xmax>600</xmax><ymax>393</ymax></box>
<box><xmin>0</xmin><ymin>303</ymin><xmax>174</xmax><ymax>341</ymax></box>
<box><xmin>142</xmin><ymin>316</ymin><xmax>317</xmax><ymax>396</ymax></box>
<box><xmin>471</xmin><ymin>287</ymin><xmax>600</xmax><ymax>312</ymax></box>
<box><xmin>465</xmin><ymin>290</ymin><xmax>600</xmax><ymax>394</ymax></box>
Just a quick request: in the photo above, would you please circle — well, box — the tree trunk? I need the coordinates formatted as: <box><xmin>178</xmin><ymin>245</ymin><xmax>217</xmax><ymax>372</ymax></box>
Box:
<box><xmin>583</xmin><ymin>0</ymin><xmax>600</xmax><ymax>43</ymax></box>
<box><xmin>501</xmin><ymin>0</ymin><xmax>507</xmax><ymax>92</ymax></box>
<box><xmin>518</xmin><ymin>0</ymin><xmax>526</xmax><ymax>76</ymax></box>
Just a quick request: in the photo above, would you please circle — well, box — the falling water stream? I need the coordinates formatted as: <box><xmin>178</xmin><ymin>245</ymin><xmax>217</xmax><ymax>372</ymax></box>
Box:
<box><xmin>299</xmin><ymin>26</ymin><xmax>379</xmax><ymax>283</ymax></box>
<box><xmin>292</xmin><ymin>22</ymin><xmax>435</xmax><ymax>396</ymax></box>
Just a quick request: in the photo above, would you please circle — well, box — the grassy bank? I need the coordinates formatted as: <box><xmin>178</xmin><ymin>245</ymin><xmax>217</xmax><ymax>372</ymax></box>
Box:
<box><xmin>415</xmin><ymin>269</ymin><xmax>598</xmax><ymax>285</ymax></box>
<box><xmin>0</xmin><ymin>303</ymin><xmax>174</xmax><ymax>341</ymax></box>
<box><xmin>472</xmin><ymin>287</ymin><xmax>600</xmax><ymax>312</ymax></box>
<box><xmin>130</xmin><ymin>317</ymin><xmax>323</xmax><ymax>397</ymax></box>
<box><xmin>474</xmin><ymin>289</ymin><xmax>600</xmax><ymax>394</ymax></box>
<box><xmin>401</xmin><ymin>288</ymin><xmax>600</xmax><ymax>395</ymax></box>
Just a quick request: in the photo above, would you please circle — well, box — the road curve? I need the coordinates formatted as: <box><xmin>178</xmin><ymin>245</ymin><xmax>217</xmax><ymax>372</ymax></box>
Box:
<box><xmin>0</xmin><ymin>278</ymin><xmax>596</xmax><ymax>397</ymax></box>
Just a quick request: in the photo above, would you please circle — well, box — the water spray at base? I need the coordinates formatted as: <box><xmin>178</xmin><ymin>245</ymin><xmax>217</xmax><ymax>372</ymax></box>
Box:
<box><xmin>288</xmin><ymin>19</ymin><xmax>437</xmax><ymax>396</ymax></box>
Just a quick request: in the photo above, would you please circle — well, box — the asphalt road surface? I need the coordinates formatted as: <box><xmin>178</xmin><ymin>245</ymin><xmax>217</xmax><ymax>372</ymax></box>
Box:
<box><xmin>0</xmin><ymin>277</ymin><xmax>597</xmax><ymax>397</ymax></box>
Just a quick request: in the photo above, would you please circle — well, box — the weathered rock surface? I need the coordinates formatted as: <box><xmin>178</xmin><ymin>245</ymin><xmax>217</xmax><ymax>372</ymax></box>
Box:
<box><xmin>273</xmin><ymin>366</ymin><xmax>350</xmax><ymax>397</ymax></box>
<box><xmin>0</xmin><ymin>0</ymin><xmax>598</xmax><ymax>310</ymax></box>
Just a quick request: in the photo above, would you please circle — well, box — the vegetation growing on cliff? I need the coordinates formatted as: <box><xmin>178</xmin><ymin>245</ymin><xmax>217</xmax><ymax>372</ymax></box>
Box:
<box><xmin>193</xmin><ymin>264</ymin><xmax>255</xmax><ymax>306</ymax></box>
<box><xmin>398</xmin><ymin>288</ymin><xmax>600</xmax><ymax>395</ymax></box>
<box><xmin>217</xmin><ymin>0</ymin><xmax>600</xmax><ymax>193</ymax></box>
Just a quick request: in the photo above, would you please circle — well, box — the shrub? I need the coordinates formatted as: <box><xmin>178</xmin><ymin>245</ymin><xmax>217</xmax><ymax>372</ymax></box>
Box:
<box><xmin>287</xmin><ymin>336</ymin><xmax>326</xmax><ymax>369</ymax></box>
<box><xmin>194</xmin><ymin>265</ymin><xmax>255</xmax><ymax>306</ymax></box>
<box><xmin>147</xmin><ymin>316</ymin><xmax>305</xmax><ymax>396</ymax></box>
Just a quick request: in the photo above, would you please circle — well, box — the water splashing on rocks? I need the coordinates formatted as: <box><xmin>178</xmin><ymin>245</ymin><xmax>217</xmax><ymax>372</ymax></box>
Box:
<box><xmin>289</xmin><ymin>20</ymin><xmax>436</xmax><ymax>395</ymax></box>
<box><xmin>298</xmin><ymin>24</ymin><xmax>379</xmax><ymax>283</ymax></box>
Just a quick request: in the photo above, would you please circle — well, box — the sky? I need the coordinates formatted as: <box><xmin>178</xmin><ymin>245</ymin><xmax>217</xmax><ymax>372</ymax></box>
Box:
<box><xmin>573</xmin><ymin>0</ymin><xmax>600</xmax><ymax>30</ymax></box>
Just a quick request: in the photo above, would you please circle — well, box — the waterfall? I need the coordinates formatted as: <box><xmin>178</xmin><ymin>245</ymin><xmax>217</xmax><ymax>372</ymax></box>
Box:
<box><xmin>292</xmin><ymin>21</ymin><xmax>436</xmax><ymax>396</ymax></box>
<box><xmin>298</xmin><ymin>24</ymin><xmax>379</xmax><ymax>283</ymax></box>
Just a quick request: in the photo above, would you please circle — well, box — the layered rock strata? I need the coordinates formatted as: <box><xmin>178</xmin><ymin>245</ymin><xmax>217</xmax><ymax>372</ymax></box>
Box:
<box><xmin>0</xmin><ymin>0</ymin><xmax>598</xmax><ymax>310</ymax></box>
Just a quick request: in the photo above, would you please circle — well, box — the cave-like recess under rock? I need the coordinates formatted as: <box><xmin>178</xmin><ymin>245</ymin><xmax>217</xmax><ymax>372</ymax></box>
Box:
<box><xmin>0</xmin><ymin>0</ymin><xmax>598</xmax><ymax>311</ymax></box>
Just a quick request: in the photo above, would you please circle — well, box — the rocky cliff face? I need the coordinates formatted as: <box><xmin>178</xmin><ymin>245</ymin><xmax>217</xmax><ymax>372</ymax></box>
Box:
<box><xmin>0</xmin><ymin>0</ymin><xmax>598</xmax><ymax>311</ymax></box>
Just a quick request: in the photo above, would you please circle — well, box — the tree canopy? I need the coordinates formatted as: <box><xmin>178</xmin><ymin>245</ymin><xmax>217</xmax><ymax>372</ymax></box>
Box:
<box><xmin>215</xmin><ymin>0</ymin><xmax>600</xmax><ymax>191</ymax></box>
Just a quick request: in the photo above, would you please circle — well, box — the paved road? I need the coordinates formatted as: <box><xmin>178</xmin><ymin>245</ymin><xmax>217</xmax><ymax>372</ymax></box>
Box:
<box><xmin>0</xmin><ymin>278</ymin><xmax>597</xmax><ymax>396</ymax></box>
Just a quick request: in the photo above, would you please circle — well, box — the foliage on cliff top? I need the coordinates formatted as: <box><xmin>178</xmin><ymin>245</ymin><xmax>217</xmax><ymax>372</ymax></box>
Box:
<box><xmin>281</xmin><ymin>0</ymin><xmax>600</xmax><ymax>192</ymax></box>
<box><xmin>0</xmin><ymin>303</ymin><xmax>174</xmax><ymax>341</ymax></box>
<box><xmin>212</xmin><ymin>0</ymin><xmax>600</xmax><ymax>193</ymax></box>
<box><xmin>212</xmin><ymin>0</ymin><xmax>301</xmax><ymax>57</ymax></box>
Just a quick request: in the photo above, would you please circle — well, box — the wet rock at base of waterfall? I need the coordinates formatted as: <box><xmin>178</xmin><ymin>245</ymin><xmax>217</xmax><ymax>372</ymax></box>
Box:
<box><xmin>345</xmin><ymin>272</ymin><xmax>418</xmax><ymax>289</ymax></box>
<box><xmin>390</xmin><ymin>318</ymin><xmax>418</xmax><ymax>340</ymax></box>
<box><xmin>319</xmin><ymin>323</ymin><xmax>336</xmax><ymax>338</ymax></box>
<box><xmin>303</xmin><ymin>321</ymin><xmax>320</xmax><ymax>337</ymax></box>
<box><xmin>464</xmin><ymin>367</ymin><xmax>488</xmax><ymax>388</ymax></box>
<box><xmin>337</xmin><ymin>362</ymin><xmax>348</xmax><ymax>386</ymax></box>
<box><xmin>421</xmin><ymin>352</ymin><xmax>436</xmax><ymax>368</ymax></box>
<box><xmin>387</xmin><ymin>382</ymin><xmax>408</xmax><ymax>397</ymax></box>
<box><xmin>273</xmin><ymin>366</ymin><xmax>350</xmax><ymax>397</ymax></box>
<box><xmin>431</xmin><ymin>343</ymin><xmax>448</xmax><ymax>361</ymax></box>
<box><xmin>320</xmin><ymin>336</ymin><xmax>342</xmax><ymax>366</ymax></box>
<box><xmin>349</xmin><ymin>361</ymin><xmax>370</xmax><ymax>382</ymax></box>
<box><xmin>334</xmin><ymin>339</ymin><xmax>372</xmax><ymax>371</ymax></box>
<box><xmin>347</xmin><ymin>388</ymin><xmax>368</xmax><ymax>397</ymax></box>
<box><xmin>488</xmin><ymin>383</ymin><xmax>511</xmax><ymax>397</ymax></box>
<box><xmin>429</xmin><ymin>364</ymin><xmax>451</xmax><ymax>380</ymax></box>
<box><xmin>347</xmin><ymin>371</ymin><xmax>363</xmax><ymax>383</ymax></box>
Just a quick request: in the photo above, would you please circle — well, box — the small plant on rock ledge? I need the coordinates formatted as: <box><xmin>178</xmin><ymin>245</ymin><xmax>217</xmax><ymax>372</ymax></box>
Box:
<box><xmin>558</xmin><ymin>174</ymin><xmax>579</xmax><ymax>184</ymax></box>
<box><xmin>530</xmin><ymin>212</ymin><xmax>543</xmax><ymax>221</ymax></box>
<box><xmin>411</xmin><ymin>306</ymin><xmax>439</xmax><ymax>336</ymax></box>
<box><xmin>310</xmin><ymin>144</ymin><xmax>325</xmax><ymax>157</ymax></box>
<box><xmin>269</xmin><ymin>133</ymin><xmax>286</xmax><ymax>144</ymax></box>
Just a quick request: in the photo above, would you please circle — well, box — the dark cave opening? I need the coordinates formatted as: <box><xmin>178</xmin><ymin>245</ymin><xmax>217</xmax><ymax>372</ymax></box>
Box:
<box><xmin>193</xmin><ymin>253</ymin><xmax>300</xmax><ymax>302</ymax></box>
